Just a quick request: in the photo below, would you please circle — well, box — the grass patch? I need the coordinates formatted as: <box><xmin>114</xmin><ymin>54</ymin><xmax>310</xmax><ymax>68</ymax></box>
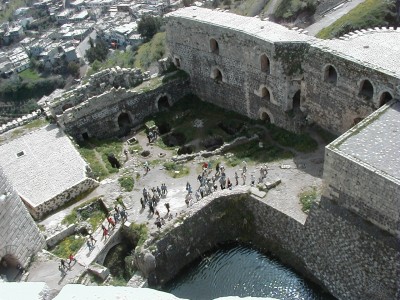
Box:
<box><xmin>86</xmin><ymin>50</ymin><xmax>136</xmax><ymax>77</ymax></box>
<box><xmin>11</xmin><ymin>128</ymin><xmax>24</xmax><ymax>138</ymax></box>
<box><xmin>299</xmin><ymin>186</ymin><xmax>318</xmax><ymax>213</ymax></box>
<box><xmin>314</xmin><ymin>126</ymin><xmax>337</xmax><ymax>144</ymax></box>
<box><xmin>62</xmin><ymin>197</ymin><xmax>106</xmax><ymax>229</ymax></box>
<box><xmin>118</xmin><ymin>173</ymin><xmax>134</xmax><ymax>192</ymax></box>
<box><xmin>123</xmin><ymin>223</ymin><xmax>148</xmax><ymax>248</ymax></box>
<box><xmin>226</xmin><ymin>140</ymin><xmax>293</xmax><ymax>167</ymax></box>
<box><xmin>128</xmin><ymin>143</ymin><xmax>143</xmax><ymax>153</ymax></box>
<box><xmin>274</xmin><ymin>0</ymin><xmax>317</xmax><ymax>20</ymax></box>
<box><xmin>316</xmin><ymin>0</ymin><xmax>396</xmax><ymax>39</ymax></box>
<box><xmin>19</xmin><ymin>69</ymin><xmax>41</xmax><ymax>80</ymax></box>
<box><xmin>268</xmin><ymin>124</ymin><xmax>318</xmax><ymax>153</ymax></box>
<box><xmin>22</xmin><ymin>118</ymin><xmax>48</xmax><ymax>129</ymax></box>
<box><xmin>134</xmin><ymin>32</ymin><xmax>166</xmax><ymax>70</ymax></box>
<box><xmin>163</xmin><ymin>161</ymin><xmax>190</xmax><ymax>178</ymax></box>
<box><xmin>51</xmin><ymin>235</ymin><xmax>85</xmax><ymax>258</ymax></box>
<box><xmin>162</xmin><ymin>70</ymin><xmax>189</xmax><ymax>83</ymax></box>
<box><xmin>78</xmin><ymin>147</ymin><xmax>109</xmax><ymax>180</ymax></box>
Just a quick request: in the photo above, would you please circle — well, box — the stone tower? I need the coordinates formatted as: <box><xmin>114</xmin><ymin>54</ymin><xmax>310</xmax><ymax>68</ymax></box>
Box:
<box><xmin>0</xmin><ymin>166</ymin><xmax>45</xmax><ymax>281</ymax></box>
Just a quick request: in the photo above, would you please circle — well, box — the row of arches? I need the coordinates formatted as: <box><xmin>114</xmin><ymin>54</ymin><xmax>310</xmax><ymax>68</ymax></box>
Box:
<box><xmin>323</xmin><ymin>64</ymin><xmax>393</xmax><ymax>107</ymax></box>
<box><xmin>209</xmin><ymin>38</ymin><xmax>271</xmax><ymax>74</ymax></box>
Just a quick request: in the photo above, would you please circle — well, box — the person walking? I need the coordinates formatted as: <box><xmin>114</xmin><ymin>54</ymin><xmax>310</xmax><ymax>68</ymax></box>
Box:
<box><xmin>60</xmin><ymin>259</ymin><xmax>67</xmax><ymax>270</ymax></box>
<box><xmin>89</xmin><ymin>233</ymin><xmax>97</xmax><ymax>245</ymax></box>
<box><xmin>235</xmin><ymin>171</ymin><xmax>239</xmax><ymax>186</ymax></box>
<box><xmin>68</xmin><ymin>253</ymin><xmax>76</xmax><ymax>267</ymax></box>
<box><xmin>103</xmin><ymin>227</ymin><xmax>109</xmax><ymax>239</ymax></box>
<box><xmin>87</xmin><ymin>239</ymin><xmax>94</xmax><ymax>251</ymax></box>
<box><xmin>165</xmin><ymin>203</ymin><xmax>170</xmax><ymax>214</ymax></box>
<box><xmin>107</xmin><ymin>216</ymin><xmax>116</xmax><ymax>229</ymax></box>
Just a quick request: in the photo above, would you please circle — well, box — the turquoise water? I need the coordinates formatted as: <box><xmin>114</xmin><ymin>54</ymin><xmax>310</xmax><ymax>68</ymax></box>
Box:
<box><xmin>163</xmin><ymin>244</ymin><xmax>334</xmax><ymax>300</ymax></box>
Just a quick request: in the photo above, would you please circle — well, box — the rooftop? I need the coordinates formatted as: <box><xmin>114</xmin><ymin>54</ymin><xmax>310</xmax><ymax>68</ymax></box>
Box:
<box><xmin>167</xmin><ymin>7</ymin><xmax>314</xmax><ymax>43</ymax></box>
<box><xmin>315</xmin><ymin>30</ymin><xmax>400</xmax><ymax>78</ymax></box>
<box><xmin>333</xmin><ymin>101</ymin><xmax>400</xmax><ymax>181</ymax></box>
<box><xmin>0</xmin><ymin>125</ymin><xmax>89</xmax><ymax>207</ymax></box>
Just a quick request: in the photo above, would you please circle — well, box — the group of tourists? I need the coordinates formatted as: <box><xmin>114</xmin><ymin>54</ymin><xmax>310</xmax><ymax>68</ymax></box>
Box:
<box><xmin>59</xmin><ymin>253</ymin><xmax>76</xmax><ymax>274</ymax></box>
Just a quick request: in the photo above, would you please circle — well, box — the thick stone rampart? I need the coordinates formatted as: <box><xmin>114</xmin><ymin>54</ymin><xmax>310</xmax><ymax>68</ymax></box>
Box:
<box><xmin>135</xmin><ymin>187</ymin><xmax>398</xmax><ymax>299</ymax></box>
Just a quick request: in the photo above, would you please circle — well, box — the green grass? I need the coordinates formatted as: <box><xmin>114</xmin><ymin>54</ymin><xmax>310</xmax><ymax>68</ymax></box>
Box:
<box><xmin>299</xmin><ymin>186</ymin><xmax>318</xmax><ymax>213</ymax></box>
<box><xmin>274</xmin><ymin>0</ymin><xmax>316</xmax><ymax>20</ymax></box>
<box><xmin>314</xmin><ymin>126</ymin><xmax>337</xmax><ymax>144</ymax></box>
<box><xmin>118</xmin><ymin>173</ymin><xmax>134</xmax><ymax>192</ymax></box>
<box><xmin>267</xmin><ymin>124</ymin><xmax>318</xmax><ymax>153</ymax></box>
<box><xmin>11</xmin><ymin>128</ymin><xmax>24</xmax><ymax>138</ymax></box>
<box><xmin>19</xmin><ymin>69</ymin><xmax>41</xmax><ymax>80</ymax></box>
<box><xmin>62</xmin><ymin>197</ymin><xmax>106</xmax><ymax>230</ymax></box>
<box><xmin>51</xmin><ymin>236</ymin><xmax>85</xmax><ymax>258</ymax></box>
<box><xmin>78</xmin><ymin>147</ymin><xmax>109</xmax><ymax>180</ymax></box>
<box><xmin>163</xmin><ymin>161</ymin><xmax>190</xmax><ymax>178</ymax></box>
<box><xmin>134</xmin><ymin>32</ymin><xmax>166</xmax><ymax>70</ymax></box>
<box><xmin>317</xmin><ymin>0</ymin><xmax>396</xmax><ymax>39</ymax></box>
<box><xmin>86</xmin><ymin>50</ymin><xmax>136</xmax><ymax>77</ymax></box>
<box><xmin>226</xmin><ymin>140</ymin><xmax>293</xmax><ymax>167</ymax></box>
<box><xmin>23</xmin><ymin>118</ymin><xmax>48</xmax><ymax>129</ymax></box>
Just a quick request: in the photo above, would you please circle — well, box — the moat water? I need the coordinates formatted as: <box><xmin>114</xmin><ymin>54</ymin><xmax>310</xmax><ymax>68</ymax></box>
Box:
<box><xmin>163</xmin><ymin>244</ymin><xmax>333</xmax><ymax>300</ymax></box>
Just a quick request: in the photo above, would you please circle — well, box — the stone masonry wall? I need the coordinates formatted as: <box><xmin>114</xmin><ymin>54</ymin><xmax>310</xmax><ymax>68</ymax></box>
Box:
<box><xmin>303</xmin><ymin>47</ymin><xmax>399</xmax><ymax>134</ymax></box>
<box><xmin>0</xmin><ymin>167</ymin><xmax>45</xmax><ymax>268</ymax></box>
<box><xmin>166</xmin><ymin>17</ymin><xmax>308</xmax><ymax>132</ymax></box>
<box><xmin>323</xmin><ymin>147</ymin><xmax>400</xmax><ymax>236</ymax></box>
<box><xmin>24</xmin><ymin>178</ymin><xmax>98</xmax><ymax>220</ymax></box>
<box><xmin>60</xmin><ymin>77</ymin><xmax>191</xmax><ymax>140</ymax></box>
<box><xmin>136</xmin><ymin>188</ymin><xmax>399</xmax><ymax>299</ymax></box>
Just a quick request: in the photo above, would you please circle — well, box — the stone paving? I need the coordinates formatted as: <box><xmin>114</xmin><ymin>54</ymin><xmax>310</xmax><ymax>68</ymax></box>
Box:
<box><xmin>29</xmin><ymin>125</ymin><xmax>326</xmax><ymax>295</ymax></box>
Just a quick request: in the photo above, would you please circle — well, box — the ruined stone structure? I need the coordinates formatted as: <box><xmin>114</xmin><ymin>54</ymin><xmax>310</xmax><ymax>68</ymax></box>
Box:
<box><xmin>42</xmin><ymin>67</ymin><xmax>191</xmax><ymax>140</ymax></box>
<box><xmin>0</xmin><ymin>166</ymin><xmax>45</xmax><ymax>279</ymax></box>
<box><xmin>166</xmin><ymin>7</ymin><xmax>399</xmax><ymax>135</ymax></box>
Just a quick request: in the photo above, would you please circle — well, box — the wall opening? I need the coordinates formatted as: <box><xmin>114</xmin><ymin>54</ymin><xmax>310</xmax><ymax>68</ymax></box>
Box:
<box><xmin>82</xmin><ymin>132</ymin><xmax>89</xmax><ymax>140</ymax></box>
<box><xmin>324</xmin><ymin>65</ymin><xmax>337</xmax><ymax>84</ymax></box>
<box><xmin>261</xmin><ymin>87</ymin><xmax>271</xmax><ymax>102</ymax></box>
<box><xmin>210</xmin><ymin>38</ymin><xmax>219</xmax><ymax>54</ymax></box>
<box><xmin>212</xmin><ymin>68</ymin><xmax>223</xmax><ymax>83</ymax></box>
<box><xmin>359</xmin><ymin>80</ymin><xmax>374</xmax><ymax>100</ymax></box>
<box><xmin>260</xmin><ymin>112</ymin><xmax>271</xmax><ymax>123</ymax></box>
<box><xmin>379</xmin><ymin>92</ymin><xmax>392</xmax><ymax>107</ymax></box>
<box><xmin>118</xmin><ymin>113</ymin><xmax>131</xmax><ymax>129</ymax></box>
<box><xmin>0</xmin><ymin>254</ymin><xmax>21</xmax><ymax>281</ymax></box>
<box><xmin>62</xmin><ymin>103</ymin><xmax>73</xmax><ymax>112</ymax></box>
<box><xmin>353</xmin><ymin>117</ymin><xmax>364</xmax><ymax>126</ymax></box>
<box><xmin>175</xmin><ymin>58</ymin><xmax>181</xmax><ymax>68</ymax></box>
<box><xmin>158</xmin><ymin>96</ymin><xmax>170</xmax><ymax>110</ymax></box>
<box><xmin>260</xmin><ymin>54</ymin><xmax>270</xmax><ymax>74</ymax></box>
<box><xmin>292</xmin><ymin>90</ymin><xmax>301</xmax><ymax>109</ymax></box>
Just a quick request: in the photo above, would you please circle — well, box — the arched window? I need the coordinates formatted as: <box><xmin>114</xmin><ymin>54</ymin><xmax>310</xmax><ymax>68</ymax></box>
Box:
<box><xmin>359</xmin><ymin>80</ymin><xmax>374</xmax><ymax>100</ymax></box>
<box><xmin>212</xmin><ymin>68</ymin><xmax>223</xmax><ymax>82</ymax></box>
<box><xmin>379</xmin><ymin>92</ymin><xmax>392</xmax><ymax>107</ymax></box>
<box><xmin>293</xmin><ymin>90</ymin><xmax>301</xmax><ymax>109</ymax></box>
<box><xmin>175</xmin><ymin>58</ymin><xmax>181</xmax><ymax>68</ymax></box>
<box><xmin>157</xmin><ymin>96</ymin><xmax>170</xmax><ymax>110</ymax></box>
<box><xmin>260</xmin><ymin>54</ymin><xmax>270</xmax><ymax>74</ymax></box>
<box><xmin>261</xmin><ymin>87</ymin><xmax>271</xmax><ymax>101</ymax></box>
<box><xmin>324</xmin><ymin>65</ymin><xmax>337</xmax><ymax>85</ymax></box>
<box><xmin>261</xmin><ymin>111</ymin><xmax>271</xmax><ymax>123</ymax></box>
<box><xmin>118</xmin><ymin>113</ymin><xmax>131</xmax><ymax>129</ymax></box>
<box><xmin>210</xmin><ymin>38</ymin><xmax>219</xmax><ymax>54</ymax></box>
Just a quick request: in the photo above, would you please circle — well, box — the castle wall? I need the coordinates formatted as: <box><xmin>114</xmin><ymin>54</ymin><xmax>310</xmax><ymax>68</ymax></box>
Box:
<box><xmin>59</xmin><ymin>77</ymin><xmax>191</xmax><ymax>140</ymax></box>
<box><xmin>166</xmin><ymin>17</ymin><xmax>309</xmax><ymax>132</ymax></box>
<box><xmin>303</xmin><ymin>47</ymin><xmax>399</xmax><ymax>134</ymax></box>
<box><xmin>0</xmin><ymin>167</ymin><xmax>45</xmax><ymax>268</ymax></box>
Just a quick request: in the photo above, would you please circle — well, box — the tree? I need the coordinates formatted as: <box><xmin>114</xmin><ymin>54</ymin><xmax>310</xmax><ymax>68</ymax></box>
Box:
<box><xmin>67</xmin><ymin>62</ymin><xmax>80</xmax><ymax>78</ymax></box>
<box><xmin>85</xmin><ymin>38</ymin><xmax>109</xmax><ymax>64</ymax></box>
<box><xmin>137</xmin><ymin>15</ymin><xmax>162</xmax><ymax>41</ymax></box>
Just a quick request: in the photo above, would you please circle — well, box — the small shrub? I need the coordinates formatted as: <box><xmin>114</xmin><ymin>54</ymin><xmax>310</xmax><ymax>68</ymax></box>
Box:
<box><xmin>118</xmin><ymin>175</ymin><xmax>134</xmax><ymax>192</ymax></box>
<box><xmin>299</xmin><ymin>186</ymin><xmax>318</xmax><ymax>213</ymax></box>
<box><xmin>123</xmin><ymin>223</ymin><xmax>148</xmax><ymax>248</ymax></box>
<box><xmin>51</xmin><ymin>236</ymin><xmax>85</xmax><ymax>258</ymax></box>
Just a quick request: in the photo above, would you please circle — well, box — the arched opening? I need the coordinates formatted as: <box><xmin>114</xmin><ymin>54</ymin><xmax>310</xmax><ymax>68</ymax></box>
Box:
<box><xmin>62</xmin><ymin>103</ymin><xmax>73</xmax><ymax>112</ymax></box>
<box><xmin>379</xmin><ymin>92</ymin><xmax>392</xmax><ymax>107</ymax></box>
<box><xmin>359</xmin><ymin>80</ymin><xmax>374</xmax><ymax>100</ymax></box>
<box><xmin>260</xmin><ymin>54</ymin><xmax>270</xmax><ymax>74</ymax></box>
<box><xmin>212</xmin><ymin>68</ymin><xmax>223</xmax><ymax>83</ymax></box>
<box><xmin>210</xmin><ymin>38</ymin><xmax>219</xmax><ymax>54</ymax></box>
<box><xmin>261</xmin><ymin>87</ymin><xmax>271</xmax><ymax>102</ymax></box>
<box><xmin>158</xmin><ymin>96</ymin><xmax>170</xmax><ymax>111</ymax></box>
<box><xmin>0</xmin><ymin>254</ymin><xmax>21</xmax><ymax>281</ymax></box>
<box><xmin>324</xmin><ymin>65</ymin><xmax>337</xmax><ymax>84</ymax></box>
<box><xmin>261</xmin><ymin>112</ymin><xmax>271</xmax><ymax>123</ymax></box>
<box><xmin>175</xmin><ymin>58</ymin><xmax>181</xmax><ymax>68</ymax></box>
<box><xmin>82</xmin><ymin>132</ymin><xmax>89</xmax><ymax>141</ymax></box>
<box><xmin>292</xmin><ymin>90</ymin><xmax>301</xmax><ymax>109</ymax></box>
<box><xmin>118</xmin><ymin>113</ymin><xmax>131</xmax><ymax>129</ymax></box>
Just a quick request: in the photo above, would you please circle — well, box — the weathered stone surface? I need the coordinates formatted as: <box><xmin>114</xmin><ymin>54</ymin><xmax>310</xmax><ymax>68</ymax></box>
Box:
<box><xmin>249</xmin><ymin>186</ymin><xmax>266</xmax><ymax>198</ymax></box>
<box><xmin>88</xmin><ymin>263</ymin><xmax>110</xmax><ymax>281</ymax></box>
<box><xmin>264</xmin><ymin>179</ymin><xmax>281</xmax><ymax>190</ymax></box>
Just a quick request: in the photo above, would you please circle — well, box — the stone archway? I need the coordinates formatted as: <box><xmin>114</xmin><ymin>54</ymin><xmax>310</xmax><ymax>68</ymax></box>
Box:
<box><xmin>0</xmin><ymin>253</ymin><xmax>21</xmax><ymax>281</ymax></box>
<box><xmin>158</xmin><ymin>96</ymin><xmax>170</xmax><ymax>110</ymax></box>
<box><xmin>359</xmin><ymin>79</ymin><xmax>374</xmax><ymax>100</ymax></box>
<box><xmin>379</xmin><ymin>92</ymin><xmax>392</xmax><ymax>107</ymax></box>
<box><xmin>118</xmin><ymin>113</ymin><xmax>131</xmax><ymax>129</ymax></box>
<box><xmin>292</xmin><ymin>90</ymin><xmax>301</xmax><ymax>109</ymax></box>
<box><xmin>258</xmin><ymin>108</ymin><xmax>274</xmax><ymax>124</ymax></box>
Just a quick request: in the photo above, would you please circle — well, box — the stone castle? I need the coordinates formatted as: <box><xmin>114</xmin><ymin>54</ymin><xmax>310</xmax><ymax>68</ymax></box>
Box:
<box><xmin>0</xmin><ymin>6</ymin><xmax>398</xmax><ymax>300</ymax></box>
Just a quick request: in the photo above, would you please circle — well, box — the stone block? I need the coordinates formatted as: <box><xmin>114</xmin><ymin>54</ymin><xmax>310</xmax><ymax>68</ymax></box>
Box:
<box><xmin>264</xmin><ymin>179</ymin><xmax>281</xmax><ymax>190</ymax></box>
<box><xmin>88</xmin><ymin>263</ymin><xmax>110</xmax><ymax>281</ymax></box>
<box><xmin>249</xmin><ymin>186</ymin><xmax>266</xmax><ymax>198</ymax></box>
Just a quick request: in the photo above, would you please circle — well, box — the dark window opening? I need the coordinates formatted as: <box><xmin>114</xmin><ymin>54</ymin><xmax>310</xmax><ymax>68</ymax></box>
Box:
<box><xmin>324</xmin><ymin>65</ymin><xmax>337</xmax><ymax>84</ymax></box>
<box><xmin>62</xmin><ymin>103</ymin><xmax>73</xmax><ymax>112</ymax></box>
<box><xmin>0</xmin><ymin>254</ymin><xmax>21</xmax><ymax>281</ymax></box>
<box><xmin>261</xmin><ymin>87</ymin><xmax>270</xmax><ymax>101</ymax></box>
<box><xmin>261</xmin><ymin>112</ymin><xmax>271</xmax><ymax>123</ymax></box>
<box><xmin>293</xmin><ymin>90</ymin><xmax>301</xmax><ymax>109</ymax></box>
<box><xmin>213</xmin><ymin>68</ymin><xmax>223</xmax><ymax>82</ymax></box>
<box><xmin>379</xmin><ymin>92</ymin><xmax>392</xmax><ymax>107</ymax></box>
<box><xmin>16</xmin><ymin>151</ymin><xmax>25</xmax><ymax>157</ymax></box>
<box><xmin>359</xmin><ymin>80</ymin><xmax>374</xmax><ymax>100</ymax></box>
<box><xmin>82</xmin><ymin>132</ymin><xmax>89</xmax><ymax>140</ymax></box>
<box><xmin>260</xmin><ymin>54</ymin><xmax>270</xmax><ymax>74</ymax></box>
<box><xmin>158</xmin><ymin>96</ymin><xmax>170</xmax><ymax>110</ymax></box>
<box><xmin>175</xmin><ymin>58</ymin><xmax>181</xmax><ymax>68</ymax></box>
<box><xmin>118</xmin><ymin>113</ymin><xmax>131</xmax><ymax>129</ymax></box>
<box><xmin>210</xmin><ymin>38</ymin><xmax>219</xmax><ymax>54</ymax></box>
